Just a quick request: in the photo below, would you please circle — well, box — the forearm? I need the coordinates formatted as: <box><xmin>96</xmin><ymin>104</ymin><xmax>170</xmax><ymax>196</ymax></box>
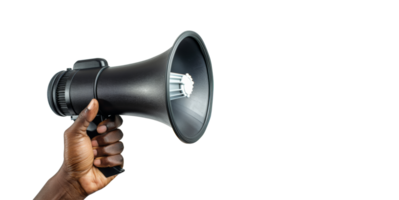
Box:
<box><xmin>34</xmin><ymin>168</ymin><xmax>87</xmax><ymax>200</ymax></box>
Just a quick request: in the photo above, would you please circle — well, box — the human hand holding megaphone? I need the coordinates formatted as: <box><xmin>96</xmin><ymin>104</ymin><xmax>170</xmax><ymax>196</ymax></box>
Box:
<box><xmin>60</xmin><ymin>99</ymin><xmax>125</xmax><ymax>196</ymax></box>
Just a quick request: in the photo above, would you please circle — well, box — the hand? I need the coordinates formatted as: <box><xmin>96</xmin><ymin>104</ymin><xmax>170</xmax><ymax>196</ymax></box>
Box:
<box><xmin>60</xmin><ymin>99</ymin><xmax>126</xmax><ymax>196</ymax></box>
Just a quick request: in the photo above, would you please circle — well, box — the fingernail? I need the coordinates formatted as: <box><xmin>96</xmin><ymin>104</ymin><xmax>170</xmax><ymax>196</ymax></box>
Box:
<box><xmin>87</xmin><ymin>99</ymin><xmax>95</xmax><ymax>110</ymax></box>
<box><xmin>92</xmin><ymin>140</ymin><xmax>99</xmax><ymax>147</ymax></box>
<box><xmin>94</xmin><ymin>159</ymin><xmax>101</xmax><ymax>166</ymax></box>
<box><xmin>93</xmin><ymin>149</ymin><xmax>97</xmax><ymax>156</ymax></box>
<box><xmin>97</xmin><ymin>125</ymin><xmax>107</xmax><ymax>133</ymax></box>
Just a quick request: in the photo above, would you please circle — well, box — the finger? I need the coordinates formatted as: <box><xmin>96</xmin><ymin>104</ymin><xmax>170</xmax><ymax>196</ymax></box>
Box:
<box><xmin>93</xmin><ymin>142</ymin><xmax>124</xmax><ymax>157</ymax></box>
<box><xmin>91</xmin><ymin>129</ymin><xmax>124</xmax><ymax>147</ymax></box>
<box><xmin>97</xmin><ymin>115</ymin><xmax>123</xmax><ymax>133</ymax></box>
<box><xmin>64</xmin><ymin>99</ymin><xmax>99</xmax><ymax>136</ymax></box>
<box><xmin>94</xmin><ymin>155</ymin><xmax>124</xmax><ymax>168</ymax></box>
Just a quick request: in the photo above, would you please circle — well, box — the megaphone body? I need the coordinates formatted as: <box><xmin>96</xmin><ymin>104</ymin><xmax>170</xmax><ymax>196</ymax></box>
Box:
<box><xmin>47</xmin><ymin>31</ymin><xmax>214</xmax><ymax>177</ymax></box>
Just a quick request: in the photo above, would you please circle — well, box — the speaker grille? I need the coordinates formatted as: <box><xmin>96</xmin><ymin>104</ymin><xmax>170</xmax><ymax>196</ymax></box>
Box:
<box><xmin>56</xmin><ymin>70</ymin><xmax>73</xmax><ymax>115</ymax></box>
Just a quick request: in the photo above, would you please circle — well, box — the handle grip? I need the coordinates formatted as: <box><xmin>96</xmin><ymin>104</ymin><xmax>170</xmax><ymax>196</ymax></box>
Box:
<box><xmin>73</xmin><ymin>115</ymin><xmax>125</xmax><ymax>178</ymax></box>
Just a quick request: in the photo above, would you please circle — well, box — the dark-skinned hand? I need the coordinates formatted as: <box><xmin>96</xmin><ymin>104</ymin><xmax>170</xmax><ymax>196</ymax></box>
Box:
<box><xmin>60</xmin><ymin>99</ymin><xmax>126</xmax><ymax>196</ymax></box>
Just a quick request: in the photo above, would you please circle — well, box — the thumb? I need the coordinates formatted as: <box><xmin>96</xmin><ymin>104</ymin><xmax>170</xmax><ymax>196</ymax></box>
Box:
<box><xmin>69</xmin><ymin>99</ymin><xmax>99</xmax><ymax>132</ymax></box>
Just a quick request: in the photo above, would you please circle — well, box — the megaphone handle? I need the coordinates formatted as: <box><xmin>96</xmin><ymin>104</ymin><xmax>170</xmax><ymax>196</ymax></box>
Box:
<box><xmin>73</xmin><ymin>115</ymin><xmax>125</xmax><ymax>178</ymax></box>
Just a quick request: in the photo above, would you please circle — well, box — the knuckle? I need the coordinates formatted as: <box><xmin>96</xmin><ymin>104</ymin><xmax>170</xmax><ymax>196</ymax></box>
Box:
<box><xmin>119</xmin><ymin>129</ymin><xmax>126</xmax><ymax>140</ymax></box>
<box><xmin>120</xmin><ymin>141</ymin><xmax>126</xmax><ymax>149</ymax></box>
<box><xmin>118</xmin><ymin>142</ymin><xmax>124</xmax><ymax>151</ymax></box>
<box><xmin>116</xmin><ymin>115</ymin><xmax>123</xmax><ymax>126</ymax></box>
<box><xmin>120</xmin><ymin>116</ymin><xmax>125</xmax><ymax>127</ymax></box>
<box><xmin>112</xmin><ymin>141</ymin><xmax>124</xmax><ymax>154</ymax></box>
<box><xmin>118</xmin><ymin>155</ymin><xmax>124</xmax><ymax>163</ymax></box>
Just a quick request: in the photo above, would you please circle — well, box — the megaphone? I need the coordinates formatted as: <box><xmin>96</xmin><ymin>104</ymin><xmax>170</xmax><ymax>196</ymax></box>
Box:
<box><xmin>47</xmin><ymin>31</ymin><xmax>214</xmax><ymax>177</ymax></box>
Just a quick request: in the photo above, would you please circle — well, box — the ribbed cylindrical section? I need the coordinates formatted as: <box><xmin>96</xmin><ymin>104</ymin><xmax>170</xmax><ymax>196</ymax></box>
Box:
<box><xmin>56</xmin><ymin>70</ymin><xmax>73</xmax><ymax>115</ymax></box>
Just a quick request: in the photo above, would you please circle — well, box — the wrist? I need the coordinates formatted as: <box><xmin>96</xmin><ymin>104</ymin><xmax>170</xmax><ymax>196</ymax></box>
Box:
<box><xmin>35</xmin><ymin>166</ymin><xmax>88</xmax><ymax>200</ymax></box>
<box><xmin>55</xmin><ymin>165</ymin><xmax>88</xmax><ymax>199</ymax></box>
